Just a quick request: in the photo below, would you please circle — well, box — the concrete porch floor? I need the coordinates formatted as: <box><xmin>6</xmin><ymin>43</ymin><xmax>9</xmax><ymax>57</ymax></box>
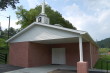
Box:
<box><xmin>4</xmin><ymin>65</ymin><xmax>76</xmax><ymax>73</ymax></box>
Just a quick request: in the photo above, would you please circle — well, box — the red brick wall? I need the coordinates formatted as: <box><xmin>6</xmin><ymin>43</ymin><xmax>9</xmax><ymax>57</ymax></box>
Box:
<box><xmin>50</xmin><ymin>42</ymin><xmax>91</xmax><ymax>67</ymax></box>
<box><xmin>28</xmin><ymin>42</ymin><xmax>51</xmax><ymax>67</ymax></box>
<box><xmin>9</xmin><ymin>42</ymin><xmax>29</xmax><ymax>67</ymax></box>
<box><xmin>9</xmin><ymin>42</ymin><xmax>98</xmax><ymax>68</ymax></box>
<box><xmin>90</xmin><ymin>43</ymin><xmax>99</xmax><ymax>67</ymax></box>
<box><xmin>9</xmin><ymin>42</ymin><xmax>51</xmax><ymax>67</ymax></box>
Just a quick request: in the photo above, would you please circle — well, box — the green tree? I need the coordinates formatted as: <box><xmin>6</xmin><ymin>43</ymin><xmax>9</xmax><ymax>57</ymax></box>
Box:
<box><xmin>0</xmin><ymin>0</ymin><xmax>19</xmax><ymax>10</ymax></box>
<box><xmin>9</xmin><ymin>27</ymin><xmax>18</xmax><ymax>37</ymax></box>
<box><xmin>0</xmin><ymin>27</ymin><xmax>19</xmax><ymax>49</ymax></box>
<box><xmin>16</xmin><ymin>5</ymin><xmax>76</xmax><ymax>29</ymax></box>
<box><xmin>0</xmin><ymin>38</ymin><xmax>7</xmax><ymax>49</ymax></box>
<box><xmin>97</xmin><ymin>38</ymin><xmax>110</xmax><ymax>48</ymax></box>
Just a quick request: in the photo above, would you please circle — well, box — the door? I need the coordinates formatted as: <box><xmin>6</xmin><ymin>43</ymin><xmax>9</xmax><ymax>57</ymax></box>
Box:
<box><xmin>52</xmin><ymin>48</ymin><xmax>66</xmax><ymax>64</ymax></box>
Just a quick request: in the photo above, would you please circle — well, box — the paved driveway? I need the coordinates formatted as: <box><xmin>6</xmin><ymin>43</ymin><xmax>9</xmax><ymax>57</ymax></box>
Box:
<box><xmin>4</xmin><ymin>65</ymin><xmax>75</xmax><ymax>73</ymax></box>
<box><xmin>0</xmin><ymin>64</ymin><xmax>24</xmax><ymax>73</ymax></box>
<box><xmin>1</xmin><ymin>64</ymin><xmax>106</xmax><ymax>73</ymax></box>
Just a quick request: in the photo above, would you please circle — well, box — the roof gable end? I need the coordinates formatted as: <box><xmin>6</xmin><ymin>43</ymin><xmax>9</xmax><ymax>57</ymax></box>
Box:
<box><xmin>7</xmin><ymin>22</ymin><xmax>83</xmax><ymax>43</ymax></box>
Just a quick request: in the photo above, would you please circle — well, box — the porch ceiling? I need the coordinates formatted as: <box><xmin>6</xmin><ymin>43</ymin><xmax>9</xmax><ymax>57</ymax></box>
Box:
<box><xmin>33</xmin><ymin>37</ymin><xmax>88</xmax><ymax>44</ymax></box>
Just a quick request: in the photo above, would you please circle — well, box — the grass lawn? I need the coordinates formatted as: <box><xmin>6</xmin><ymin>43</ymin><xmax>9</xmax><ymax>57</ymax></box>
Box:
<box><xmin>94</xmin><ymin>55</ymin><xmax>110</xmax><ymax>70</ymax></box>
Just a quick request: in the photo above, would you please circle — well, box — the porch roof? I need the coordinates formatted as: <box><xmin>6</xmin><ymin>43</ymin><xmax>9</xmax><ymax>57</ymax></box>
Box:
<box><xmin>6</xmin><ymin>22</ymin><xmax>97</xmax><ymax>46</ymax></box>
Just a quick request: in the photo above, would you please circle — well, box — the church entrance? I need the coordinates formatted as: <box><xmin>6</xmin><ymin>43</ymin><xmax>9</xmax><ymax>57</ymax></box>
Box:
<box><xmin>52</xmin><ymin>48</ymin><xmax>66</xmax><ymax>64</ymax></box>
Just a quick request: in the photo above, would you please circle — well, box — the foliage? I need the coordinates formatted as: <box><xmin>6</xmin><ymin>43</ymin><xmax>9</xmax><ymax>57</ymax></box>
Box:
<box><xmin>16</xmin><ymin>5</ymin><xmax>76</xmax><ymax>29</ymax></box>
<box><xmin>0</xmin><ymin>49</ymin><xmax>9</xmax><ymax>54</ymax></box>
<box><xmin>0</xmin><ymin>38</ymin><xmax>7</xmax><ymax>49</ymax></box>
<box><xmin>97</xmin><ymin>38</ymin><xmax>110</xmax><ymax>48</ymax></box>
<box><xmin>94</xmin><ymin>55</ymin><xmax>110</xmax><ymax>70</ymax></box>
<box><xmin>0</xmin><ymin>27</ymin><xmax>19</xmax><ymax>49</ymax></box>
<box><xmin>0</xmin><ymin>0</ymin><xmax>19</xmax><ymax>10</ymax></box>
<box><xmin>99</xmin><ymin>48</ymin><xmax>110</xmax><ymax>54</ymax></box>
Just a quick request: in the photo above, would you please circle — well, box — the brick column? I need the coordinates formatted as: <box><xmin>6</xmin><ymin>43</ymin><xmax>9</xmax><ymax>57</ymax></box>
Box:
<box><xmin>77</xmin><ymin>62</ymin><xmax>88</xmax><ymax>73</ymax></box>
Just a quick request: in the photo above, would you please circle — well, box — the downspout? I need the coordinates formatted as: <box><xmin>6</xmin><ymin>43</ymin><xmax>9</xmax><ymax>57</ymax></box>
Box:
<box><xmin>90</xmin><ymin>43</ymin><xmax>93</xmax><ymax>68</ymax></box>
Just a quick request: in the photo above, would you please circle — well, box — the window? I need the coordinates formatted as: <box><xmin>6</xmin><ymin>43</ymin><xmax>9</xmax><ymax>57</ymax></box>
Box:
<box><xmin>38</xmin><ymin>17</ymin><xmax>42</xmax><ymax>22</ymax></box>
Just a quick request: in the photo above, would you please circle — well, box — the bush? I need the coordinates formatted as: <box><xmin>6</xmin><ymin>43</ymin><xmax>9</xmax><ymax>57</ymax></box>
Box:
<box><xmin>94</xmin><ymin>55</ymin><xmax>110</xmax><ymax>70</ymax></box>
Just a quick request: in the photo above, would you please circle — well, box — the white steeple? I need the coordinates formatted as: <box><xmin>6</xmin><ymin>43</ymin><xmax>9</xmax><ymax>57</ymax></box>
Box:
<box><xmin>41</xmin><ymin>0</ymin><xmax>45</xmax><ymax>14</ymax></box>
<box><xmin>36</xmin><ymin>0</ymin><xmax>50</xmax><ymax>24</ymax></box>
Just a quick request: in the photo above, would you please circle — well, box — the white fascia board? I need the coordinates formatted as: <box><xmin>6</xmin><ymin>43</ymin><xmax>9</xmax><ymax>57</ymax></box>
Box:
<box><xmin>36</xmin><ymin>22</ymin><xmax>87</xmax><ymax>34</ymax></box>
<box><xmin>6</xmin><ymin>22</ymin><xmax>35</xmax><ymax>42</ymax></box>
<box><xmin>6</xmin><ymin>22</ymin><xmax>86</xmax><ymax>42</ymax></box>
<box><xmin>81</xmin><ymin>33</ymin><xmax>98</xmax><ymax>47</ymax></box>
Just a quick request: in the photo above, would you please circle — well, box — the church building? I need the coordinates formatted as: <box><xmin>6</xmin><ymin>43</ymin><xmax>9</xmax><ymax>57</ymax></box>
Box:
<box><xmin>7</xmin><ymin>1</ymin><xmax>99</xmax><ymax>73</ymax></box>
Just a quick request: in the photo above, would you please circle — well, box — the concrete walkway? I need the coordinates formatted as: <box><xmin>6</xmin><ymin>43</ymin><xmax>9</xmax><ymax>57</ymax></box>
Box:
<box><xmin>4</xmin><ymin>65</ymin><xmax>76</xmax><ymax>73</ymax></box>
<box><xmin>0</xmin><ymin>64</ymin><xmax>24</xmax><ymax>73</ymax></box>
<box><xmin>1</xmin><ymin>64</ymin><xmax>107</xmax><ymax>73</ymax></box>
<box><xmin>90</xmin><ymin>68</ymin><xmax>110</xmax><ymax>73</ymax></box>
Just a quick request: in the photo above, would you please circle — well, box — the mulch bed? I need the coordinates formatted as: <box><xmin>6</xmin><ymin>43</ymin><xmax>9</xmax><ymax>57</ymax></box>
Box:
<box><xmin>48</xmin><ymin>69</ymin><xmax>106</xmax><ymax>73</ymax></box>
<box><xmin>0</xmin><ymin>64</ymin><xmax>24</xmax><ymax>73</ymax></box>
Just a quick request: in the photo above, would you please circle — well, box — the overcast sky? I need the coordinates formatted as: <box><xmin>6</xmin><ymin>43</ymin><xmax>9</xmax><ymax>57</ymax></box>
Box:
<box><xmin>0</xmin><ymin>0</ymin><xmax>110</xmax><ymax>41</ymax></box>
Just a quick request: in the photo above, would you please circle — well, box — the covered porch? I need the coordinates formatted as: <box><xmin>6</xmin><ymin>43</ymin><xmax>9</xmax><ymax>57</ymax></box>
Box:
<box><xmin>9</xmin><ymin>36</ymin><xmax>96</xmax><ymax>68</ymax></box>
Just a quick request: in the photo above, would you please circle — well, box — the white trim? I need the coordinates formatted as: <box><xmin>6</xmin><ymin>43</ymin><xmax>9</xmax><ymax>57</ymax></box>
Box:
<box><xmin>82</xmin><ymin>33</ymin><xmax>98</xmax><ymax>47</ymax></box>
<box><xmin>41</xmin><ymin>0</ymin><xmax>45</xmax><ymax>14</ymax></box>
<box><xmin>37</xmin><ymin>23</ymin><xmax>86</xmax><ymax>34</ymax></box>
<box><xmin>90</xmin><ymin>43</ymin><xmax>93</xmax><ymax>68</ymax></box>
<box><xmin>6</xmin><ymin>22</ymin><xmax>98</xmax><ymax>48</ymax></box>
<box><xmin>79</xmin><ymin>36</ymin><xmax>83</xmax><ymax>62</ymax></box>
<box><xmin>6</xmin><ymin>22</ymin><xmax>86</xmax><ymax>42</ymax></box>
<box><xmin>6</xmin><ymin>22</ymin><xmax>35</xmax><ymax>42</ymax></box>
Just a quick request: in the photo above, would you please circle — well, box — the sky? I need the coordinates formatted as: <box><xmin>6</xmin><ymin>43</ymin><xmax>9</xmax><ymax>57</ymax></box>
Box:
<box><xmin>0</xmin><ymin>0</ymin><xmax>110</xmax><ymax>41</ymax></box>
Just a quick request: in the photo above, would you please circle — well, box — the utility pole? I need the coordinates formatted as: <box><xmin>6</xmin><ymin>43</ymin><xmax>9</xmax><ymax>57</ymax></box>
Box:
<box><xmin>7</xmin><ymin>16</ymin><xmax>10</xmax><ymax>39</ymax></box>
<box><xmin>0</xmin><ymin>22</ymin><xmax>1</xmax><ymax>36</ymax></box>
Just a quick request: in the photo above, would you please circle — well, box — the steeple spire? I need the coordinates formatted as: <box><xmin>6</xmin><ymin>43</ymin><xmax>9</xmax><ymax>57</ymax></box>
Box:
<box><xmin>36</xmin><ymin>0</ymin><xmax>50</xmax><ymax>24</ymax></box>
<box><xmin>41</xmin><ymin>0</ymin><xmax>45</xmax><ymax>14</ymax></box>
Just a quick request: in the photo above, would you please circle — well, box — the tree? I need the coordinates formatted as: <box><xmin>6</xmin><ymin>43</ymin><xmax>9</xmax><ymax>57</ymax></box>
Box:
<box><xmin>9</xmin><ymin>27</ymin><xmax>18</xmax><ymax>37</ymax></box>
<box><xmin>0</xmin><ymin>27</ymin><xmax>19</xmax><ymax>49</ymax></box>
<box><xmin>0</xmin><ymin>38</ymin><xmax>7</xmax><ymax>49</ymax></box>
<box><xmin>0</xmin><ymin>0</ymin><xmax>19</xmax><ymax>10</ymax></box>
<box><xmin>16</xmin><ymin>5</ymin><xmax>77</xmax><ymax>29</ymax></box>
<box><xmin>97</xmin><ymin>38</ymin><xmax>110</xmax><ymax>48</ymax></box>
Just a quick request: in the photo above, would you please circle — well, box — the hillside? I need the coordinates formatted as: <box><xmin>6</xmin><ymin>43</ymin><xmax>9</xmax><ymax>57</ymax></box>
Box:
<box><xmin>97</xmin><ymin>38</ymin><xmax>110</xmax><ymax>48</ymax></box>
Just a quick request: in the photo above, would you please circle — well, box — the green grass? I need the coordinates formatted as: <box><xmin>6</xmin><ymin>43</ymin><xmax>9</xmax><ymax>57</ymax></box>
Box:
<box><xmin>94</xmin><ymin>55</ymin><xmax>110</xmax><ymax>70</ymax></box>
<box><xmin>99</xmin><ymin>48</ymin><xmax>110</xmax><ymax>53</ymax></box>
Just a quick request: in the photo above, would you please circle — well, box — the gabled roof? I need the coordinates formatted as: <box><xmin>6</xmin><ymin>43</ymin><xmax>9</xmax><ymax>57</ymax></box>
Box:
<box><xmin>6</xmin><ymin>22</ymin><xmax>98</xmax><ymax>47</ymax></box>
